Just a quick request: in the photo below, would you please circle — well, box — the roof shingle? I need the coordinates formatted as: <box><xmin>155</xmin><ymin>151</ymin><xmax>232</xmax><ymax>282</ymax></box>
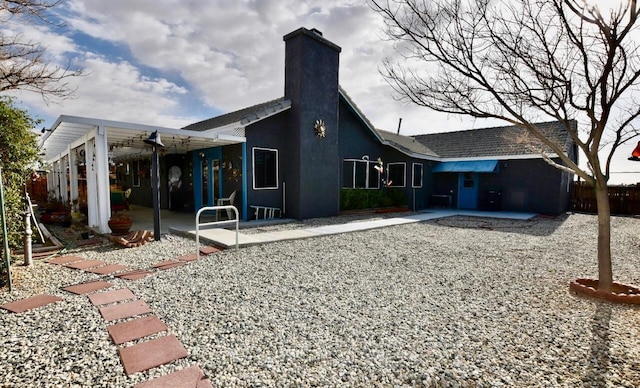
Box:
<box><xmin>412</xmin><ymin>121</ymin><xmax>575</xmax><ymax>159</ymax></box>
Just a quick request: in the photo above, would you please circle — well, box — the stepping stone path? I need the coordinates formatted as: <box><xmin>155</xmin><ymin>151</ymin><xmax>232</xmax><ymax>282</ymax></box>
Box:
<box><xmin>2</xmin><ymin>246</ymin><xmax>222</xmax><ymax>385</ymax></box>
<box><xmin>0</xmin><ymin>294</ymin><xmax>63</xmax><ymax>313</ymax></box>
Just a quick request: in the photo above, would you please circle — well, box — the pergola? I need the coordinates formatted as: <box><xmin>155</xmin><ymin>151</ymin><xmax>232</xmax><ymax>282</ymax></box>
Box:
<box><xmin>40</xmin><ymin>115</ymin><xmax>246</xmax><ymax>233</ymax></box>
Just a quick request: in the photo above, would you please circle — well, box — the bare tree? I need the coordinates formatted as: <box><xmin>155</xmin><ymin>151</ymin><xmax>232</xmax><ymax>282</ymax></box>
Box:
<box><xmin>0</xmin><ymin>0</ymin><xmax>79</xmax><ymax>100</ymax></box>
<box><xmin>370</xmin><ymin>0</ymin><xmax>640</xmax><ymax>292</ymax></box>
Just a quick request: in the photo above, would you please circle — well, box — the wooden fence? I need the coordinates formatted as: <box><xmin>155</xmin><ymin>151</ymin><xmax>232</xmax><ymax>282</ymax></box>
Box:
<box><xmin>570</xmin><ymin>181</ymin><xmax>640</xmax><ymax>215</ymax></box>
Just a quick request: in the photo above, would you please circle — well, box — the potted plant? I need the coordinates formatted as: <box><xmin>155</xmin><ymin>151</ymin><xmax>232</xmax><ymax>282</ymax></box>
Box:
<box><xmin>108</xmin><ymin>211</ymin><xmax>132</xmax><ymax>235</ymax></box>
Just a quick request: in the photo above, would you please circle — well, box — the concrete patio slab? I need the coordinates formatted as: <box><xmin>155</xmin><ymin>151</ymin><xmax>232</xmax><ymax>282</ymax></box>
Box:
<box><xmin>118</xmin><ymin>335</ymin><xmax>188</xmax><ymax>376</ymax></box>
<box><xmin>108</xmin><ymin>315</ymin><xmax>168</xmax><ymax>345</ymax></box>
<box><xmin>0</xmin><ymin>294</ymin><xmax>63</xmax><ymax>313</ymax></box>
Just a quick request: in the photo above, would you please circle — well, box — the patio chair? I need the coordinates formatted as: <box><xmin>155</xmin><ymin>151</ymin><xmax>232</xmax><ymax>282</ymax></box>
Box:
<box><xmin>216</xmin><ymin>190</ymin><xmax>237</xmax><ymax>220</ymax></box>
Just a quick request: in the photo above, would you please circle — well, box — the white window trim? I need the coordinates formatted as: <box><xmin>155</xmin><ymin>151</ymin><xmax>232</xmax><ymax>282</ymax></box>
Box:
<box><xmin>412</xmin><ymin>163</ymin><xmax>423</xmax><ymax>188</ymax></box>
<box><xmin>387</xmin><ymin>162</ymin><xmax>406</xmax><ymax>188</ymax></box>
<box><xmin>252</xmin><ymin>147</ymin><xmax>279</xmax><ymax>190</ymax></box>
<box><xmin>343</xmin><ymin>159</ymin><xmax>380</xmax><ymax>189</ymax></box>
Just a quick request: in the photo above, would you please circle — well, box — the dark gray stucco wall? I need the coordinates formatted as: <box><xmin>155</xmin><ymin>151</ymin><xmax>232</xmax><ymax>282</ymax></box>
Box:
<box><xmin>283</xmin><ymin>28</ymin><xmax>341</xmax><ymax>219</ymax></box>
<box><xmin>245</xmin><ymin>113</ymin><xmax>288</xmax><ymax>216</ymax></box>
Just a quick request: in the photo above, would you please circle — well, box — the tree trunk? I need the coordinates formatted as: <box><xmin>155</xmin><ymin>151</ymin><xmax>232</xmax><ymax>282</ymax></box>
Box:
<box><xmin>594</xmin><ymin>182</ymin><xmax>613</xmax><ymax>291</ymax></box>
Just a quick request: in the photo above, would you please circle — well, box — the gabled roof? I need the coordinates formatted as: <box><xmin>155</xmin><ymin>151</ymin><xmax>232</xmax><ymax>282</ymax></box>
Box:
<box><xmin>338</xmin><ymin>87</ymin><xmax>439</xmax><ymax>160</ymax></box>
<box><xmin>412</xmin><ymin>120</ymin><xmax>575</xmax><ymax>160</ymax></box>
<box><xmin>183</xmin><ymin>98</ymin><xmax>291</xmax><ymax>132</ymax></box>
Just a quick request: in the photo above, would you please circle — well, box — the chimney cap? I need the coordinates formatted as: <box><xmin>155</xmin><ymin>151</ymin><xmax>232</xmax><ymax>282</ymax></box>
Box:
<box><xmin>283</xmin><ymin>27</ymin><xmax>342</xmax><ymax>53</ymax></box>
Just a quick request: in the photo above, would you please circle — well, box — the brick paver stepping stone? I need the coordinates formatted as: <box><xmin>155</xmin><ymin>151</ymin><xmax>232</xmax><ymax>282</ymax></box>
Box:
<box><xmin>63</xmin><ymin>281</ymin><xmax>113</xmax><ymax>295</ymax></box>
<box><xmin>176</xmin><ymin>253</ymin><xmax>198</xmax><ymax>262</ymax></box>
<box><xmin>108</xmin><ymin>315</ymin><xmax>168</xmax><ymax>345</ymax></box>
<box><xmin>88</xmin><ymin>289</ymin><xmax>136</xmax><ymax>306</ymax></box>
<box><xmin>64</xmin><ymin>259</ymin><xmax>106</xmax><ymax>270</ymax></box>
<box><xmin>45</xmin><ymin>255</ymin><xmax>85</xmax><ymax>265</ymax></box>
<box><xmin>116</xmin><ymin>270</ymin><xmax>155</xmax><ymax>281</ymax></box>
<box><xmin>152</xmin><ymin>260</ymin><xmax>186</xmax><ymax>270</ymax></box>
<box><xmin>99</xmin><ymin>300</ymin><xmax>152</xmax><ymax>321</ymax></box>
<box><xmin>200</xmin><ymin>246</ymin><xmax>222</xmax><ymax>255</ymax></box>
<box><xmin>134</xmin><ymin>366</ymin><xmax>211</xmax><ymax>388</ymax></box>
<box><xmin>119</xmin><ymin>335</ymin><xmax>188</xmax><ymax>376</ymax></box>
<box><xmin>85</xmin><ymin>264</ymin><xmax>129</xmax><ymax>275</ymax></box>
<box><xmin>0</xmin><ymin>294</ymin><xmax>63</xmax><ymax>313</ymax></box>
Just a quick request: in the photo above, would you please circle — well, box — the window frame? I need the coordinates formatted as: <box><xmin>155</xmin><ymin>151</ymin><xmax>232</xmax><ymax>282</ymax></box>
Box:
<box><xmin>387</xmin><ymin>162</ymin><xmax>406</xmax><ymax>188</ymax></box>
<box><xmin>412</xmin><ymin>163</ymin><xmax>423</xmax><ymax>188</ymax></box>
<box><xmin>342</xmin><ymin>159</ymin><xmax>380</xmax><ymax>189</ymax></box>
<box><xmin>252</xmin><ymin>147</ymin><xmax>279</xmax><ymax>190</ymax></box>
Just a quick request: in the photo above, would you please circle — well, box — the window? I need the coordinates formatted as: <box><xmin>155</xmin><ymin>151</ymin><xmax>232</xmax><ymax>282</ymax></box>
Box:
<box><xmin>412</xmin><ymin>163</ymin><xmax>423</xmax><ymax>188</ymax></box>
<box><xmin>342</xmin><ymin>159</ymin><xmax>380</xmax><ymax>189</ymax></box>
<box><xmin>387</xmin><ymin>163</ymin><xmax>406</xmax><ymax>187</ymax></box>
<box><xmin>253</xmin><ymin>147</ymin><xmax>278</xmax><ymax>189</ymax></box>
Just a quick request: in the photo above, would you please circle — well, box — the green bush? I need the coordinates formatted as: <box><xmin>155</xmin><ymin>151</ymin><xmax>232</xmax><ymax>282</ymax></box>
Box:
<box><xmin>0</xmin><ymin>97</ymin><xmax>41</xmax><ymax>251</ymax></box>
<box><xmin>340</xmin><ymin>188</ymin><xmax>407</xmax><ymax>210</ymax></box>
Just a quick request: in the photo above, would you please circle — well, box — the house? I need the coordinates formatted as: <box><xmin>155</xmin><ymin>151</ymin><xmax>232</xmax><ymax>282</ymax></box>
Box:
<box><xmin>39</xmin><ymin>27</ymin><xmax>576</xmax><ymax>234</ymax></box>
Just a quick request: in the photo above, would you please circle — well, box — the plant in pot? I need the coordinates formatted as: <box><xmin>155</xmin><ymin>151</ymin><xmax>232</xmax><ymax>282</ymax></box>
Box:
<box><xmin>108</xmin><ymin>211</ymin><xmax>132</xmax><ymax>235</ymax></box>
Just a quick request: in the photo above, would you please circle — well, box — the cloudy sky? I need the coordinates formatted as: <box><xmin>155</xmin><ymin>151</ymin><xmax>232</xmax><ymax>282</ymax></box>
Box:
<box><xmin>6</xmin><ymin>0</ymin><xmax>640</xmax><ymax>184</ymax></box>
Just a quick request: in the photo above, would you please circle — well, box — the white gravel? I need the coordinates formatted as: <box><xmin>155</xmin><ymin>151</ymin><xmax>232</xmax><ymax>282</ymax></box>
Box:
<box><xmin>1</xmin><ymin>212</ymin><xmax>640</xmax><ymax>387</ymax></box>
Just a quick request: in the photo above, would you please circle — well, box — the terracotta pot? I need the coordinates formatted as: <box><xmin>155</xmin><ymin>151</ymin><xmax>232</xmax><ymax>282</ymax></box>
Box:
<box><xmin>108</xmin><ymin>219</ymin><xmax>132</xmax><ymax>236</ymax></box>
<box><xmin>569</xmin><ymin>278</ymin><xmax>640</xmax><ymax>304</ymax></box>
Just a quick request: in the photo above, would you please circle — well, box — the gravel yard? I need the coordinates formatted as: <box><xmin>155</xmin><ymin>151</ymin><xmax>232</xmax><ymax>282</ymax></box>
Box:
<box><xmin>1</xmin><ymin>212</ymin><xmax>640</xmax><ymax>387</ymax></box>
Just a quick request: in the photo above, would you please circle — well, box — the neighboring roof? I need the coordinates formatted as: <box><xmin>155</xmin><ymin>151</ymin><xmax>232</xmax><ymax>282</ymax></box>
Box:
<box><xmin>412</xmin><ymin>121</ymin><xmax>575</xmax><ymax>159</ymax></box>
<box><xmin>183</xmin><ymin>98</ymin><xmax>291</xmax><ymax>132</ymax></box>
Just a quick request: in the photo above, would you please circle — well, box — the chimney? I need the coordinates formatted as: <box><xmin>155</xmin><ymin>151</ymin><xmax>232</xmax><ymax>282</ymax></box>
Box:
<box><xmin>282</xmin><ymin>28</ymin><xmax>342</xmax><ymax>219</ymax></box>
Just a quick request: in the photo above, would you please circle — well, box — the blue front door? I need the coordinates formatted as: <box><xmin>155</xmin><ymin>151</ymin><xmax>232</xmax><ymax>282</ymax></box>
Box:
<box><xmin>458</xmin><ymin>172</ymin><xmax>479</xmax><ymax>209</ymax></box>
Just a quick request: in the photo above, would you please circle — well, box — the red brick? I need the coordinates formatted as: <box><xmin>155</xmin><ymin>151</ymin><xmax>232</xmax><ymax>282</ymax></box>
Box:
<box><xmin>0</xmin><ymin>294</ymin><xmax>63</xmax><ymax>313</ymax></box>
<box><xmin>45</xmin><ymin>255</ymin><xmax>85</xmax><ymax>265</ymax></box>
<box><xmin>85</xmin><ymin>264</ymin><xmax>128</xmax><ymax>275</ymax></box>
<box><xmin>88</xmin><ymin>289</ymin><xmax>136</xmax><ymax>306</ymax></box>
<box><xmin>99</xmin><ymin>300</ymin><xmax>152</xmax><ymax>321</ymax></box>
<box><xmin>108</xmin><ymin>315</ymin><xmax>168</xmax><ymax>345</ymax></box>
<box><xmin>133</xmin><ymin>366</ymin><xmax>207</xmax><ymax>388</ymax></box>
<box><xmin>63</xmin><ymin>281</ymin><xmax>112</xmax><ymax>295</ymax></box>
<box><xmin>176</xmin><ymin>253</ymin><xmax>198</xmax><ymax>262</ymax></box>
<box><xmin>155</xmin><ymin>262</ymin><xmax>187</xmax><ymax>270</ymax></box>
<box><xmin>119</xmin><ymin>335</ymin><xmax>188</xmax><ymax>376</ymax></box>
<box><xmin>116</xmin><ymin>270</ymin><xmax>155</xmax><ymax>281</ymax></box>
<box><xmin>64</xmin><ymin>260</ymin><xmax>106</xmax><ymax>270</ymax></box>
<box><xmin>200</xmin><ymin>246</ymin><xmax>222</xmax><ymax>255</ymax></box>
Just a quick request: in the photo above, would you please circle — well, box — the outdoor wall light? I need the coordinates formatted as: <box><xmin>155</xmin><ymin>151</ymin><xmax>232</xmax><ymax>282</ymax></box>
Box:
<box><xmin>629</xmin><ymin>141</ymin><xmax>640</xmax><ymax>161</ymax></box>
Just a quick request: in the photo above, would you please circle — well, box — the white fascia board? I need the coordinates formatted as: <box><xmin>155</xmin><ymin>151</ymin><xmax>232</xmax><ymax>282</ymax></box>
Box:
<box><xmin>215</xmin><ymin>134</ymin><xmax>247</xmax><ymax>143</ymax></box>
<box><xmin>55</xmin><ymin>115</ymin><xmax>180</xmax><ymax>133</ymax></box>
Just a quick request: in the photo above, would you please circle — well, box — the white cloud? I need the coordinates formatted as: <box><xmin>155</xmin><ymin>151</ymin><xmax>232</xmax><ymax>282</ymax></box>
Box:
<box><xmin>8</xmin><ymin>0</ymin><xmax>639</xmax><ymax>183</ymax></box>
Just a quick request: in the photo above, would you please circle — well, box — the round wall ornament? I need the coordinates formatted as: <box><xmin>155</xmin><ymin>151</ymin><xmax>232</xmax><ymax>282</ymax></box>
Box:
<box><xmin>314</xmin><ymin>119</ymin><xmax>326</xmax><ymax>138</ymax></box>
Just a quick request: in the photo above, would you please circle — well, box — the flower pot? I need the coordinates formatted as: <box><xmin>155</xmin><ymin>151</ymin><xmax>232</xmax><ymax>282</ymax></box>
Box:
<box><xmin>108</xmin><ymin>219</ymin><xmax>133</xmax><ymax>235</ymax></box>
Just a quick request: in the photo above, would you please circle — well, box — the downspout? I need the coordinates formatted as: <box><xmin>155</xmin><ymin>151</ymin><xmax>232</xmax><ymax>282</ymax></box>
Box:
<box><xmin>242</xmin><ymin>143</ymin><xmax>248</xmax><ymax>221</ymax></box>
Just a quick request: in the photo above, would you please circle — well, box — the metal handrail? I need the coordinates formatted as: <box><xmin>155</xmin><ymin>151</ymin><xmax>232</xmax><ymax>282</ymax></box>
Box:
<box><xmin>195</xmin><ymin>205</ymin><xmax>239</xmax><ymax>256</ymax></box>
